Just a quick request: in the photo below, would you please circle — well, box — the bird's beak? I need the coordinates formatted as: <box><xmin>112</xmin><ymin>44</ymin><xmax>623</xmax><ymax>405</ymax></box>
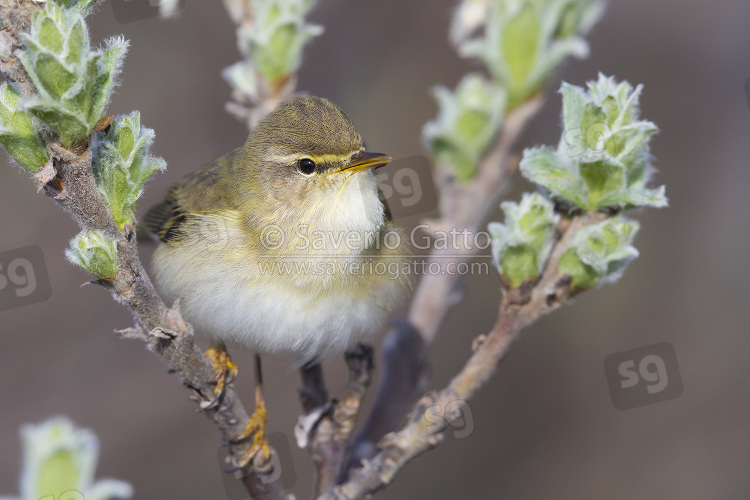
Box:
<box><xmin>339</xmin><ymin>151</ymin><xmax>392</xmax><ymax>173</ymax></box>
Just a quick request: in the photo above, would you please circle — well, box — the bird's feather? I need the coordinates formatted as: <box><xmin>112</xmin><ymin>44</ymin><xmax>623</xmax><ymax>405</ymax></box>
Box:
<box><xmin>142</xmin><ymin>149</ymin><xmax>239</xmax><ymax>243</ymax></box>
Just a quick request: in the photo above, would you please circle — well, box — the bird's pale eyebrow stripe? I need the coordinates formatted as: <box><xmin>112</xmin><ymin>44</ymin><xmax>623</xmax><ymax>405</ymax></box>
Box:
<box><xmin>266</xmin><ymin>150</ymin><xmax>365</xmax><ymax>164</ymax></box>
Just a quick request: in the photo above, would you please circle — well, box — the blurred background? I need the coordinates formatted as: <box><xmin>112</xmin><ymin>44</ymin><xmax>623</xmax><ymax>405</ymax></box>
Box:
<box><xmin>2</xmin><ymin>0</ymin><xmax>749</xmax><ymax>498</ymax></box>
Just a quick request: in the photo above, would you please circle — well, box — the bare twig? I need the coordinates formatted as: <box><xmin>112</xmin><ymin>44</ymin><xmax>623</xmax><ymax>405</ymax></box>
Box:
<box><xmin>298</xmin><ymin>345</ymin><xmax>375</xmax><ymax>498</ymax></box>
<box><xmin>221</xmin><ymin>0</ymin><xmax>298</xmax><ymax>130</ymax></box>
<box><xmin>343</xmin><ymin>319</ymin><xmax>429</xmax><ymax>479</ymax></box>
<box><xmin>348</xmin><ymin>95</ymin><xmax>546</xmax><ymax>470</ymax></box>
<box><xmin>329</xmin><ymin>214</ymin><xmax>599</xmax><ymax>499</ymax></box>
<box><xmin>227</xmin><ymin>74</ymin><xmax>298</xmax><ymax>131</ymax></box>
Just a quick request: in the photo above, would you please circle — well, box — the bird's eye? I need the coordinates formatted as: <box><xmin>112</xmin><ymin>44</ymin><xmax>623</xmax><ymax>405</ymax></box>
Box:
<box><xmin>297</xmin><ymin>158</ymin><xmax>316</xmax><ymax>175</ymax></box>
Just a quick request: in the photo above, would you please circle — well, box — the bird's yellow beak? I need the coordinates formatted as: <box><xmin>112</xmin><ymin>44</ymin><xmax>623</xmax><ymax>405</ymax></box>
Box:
<box><xmin>339</xmin><ymin>151</ymin><xmax>392</xmax><ymax>173</ymax></box>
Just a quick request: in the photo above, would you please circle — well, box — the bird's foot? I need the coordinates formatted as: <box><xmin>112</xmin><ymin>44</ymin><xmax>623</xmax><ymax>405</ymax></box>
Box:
<box><xmin>204</xmin><ymin>345</ymin><xmax>238</xmax><ymax>406</ymax></box>
<box><xmin>233</xmin><ymin>399</ymin><xmax>271</xmax><ymax>467</ymax></box>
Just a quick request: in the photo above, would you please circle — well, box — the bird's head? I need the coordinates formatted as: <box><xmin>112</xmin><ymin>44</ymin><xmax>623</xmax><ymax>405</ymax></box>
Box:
<box><xmin>229</xmin><ymin>96</ymin><xmax>391</xmax><ymax>239</ymax></box>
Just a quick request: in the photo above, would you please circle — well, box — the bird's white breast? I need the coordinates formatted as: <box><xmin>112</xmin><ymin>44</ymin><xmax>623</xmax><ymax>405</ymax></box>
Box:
<box><xmin>152</xmin><ymin>171</ymin><xmax>404</xmax><ymax>361</ymax></box>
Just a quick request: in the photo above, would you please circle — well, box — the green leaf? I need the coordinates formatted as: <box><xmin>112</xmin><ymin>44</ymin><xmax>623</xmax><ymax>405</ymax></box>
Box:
<box><xmin>38</xmin><ymin>17</ymin><xmax>64</xmax><ymax>51</ymax></box>
<box><xmin>520</xmin><ymin>74</ymin><xmax>667</xmax><ymax>211</ymax></box>
<box><xmin>499</xmin><ymin>244</ymin><xmax>540</xmax><ymax>287</ymax></box>
<box><xmin>68</xmin><ymin>0</ymin><xmax>102</xmax><ymax>16</ymax></box>
<box><xmin>0</xmin><ymin>135</ymin><xmax>49</xmax><ymax>173</ymax></box>
<box><xmin>65</xmin><ymin>230</ymin><xmax>119</xmax><ymax>280</ymax></box>
<box><xmin>18</xmin><ymin>3</ymin><xmax>128</xmax><ymax>146</ymax></box>
<box><xmin>502</xmin><ymin>2</ymin><xmax>540</xmax><ymax>93</ymax></box>
<box><xmin>93</xmin><ymin>112</ymin><xmax>166</xmax><ymax>229</ymax></box>
<box><xmin>423</xmin><ymin>73</ymin><xmax>506</xmax><ymax>181</ymax></box>
<box><xmin>35</xmin><ymin>54</ymin><xmax>77</xmax><ymax>100</ymax></box>
<box><xmin>0</xmin><ymin>83</ymin><xmax>50</xmax><ymax>172</ymax></box>
<box><xmin>579</xmin><ymin>159</ymin><xmax>624</xmax><ymax>206</ymax></box>
<box><xmin>222</xmin><ymin>61</ymin><xmax>258</xmax><ymax>99</ymax></box>
<box><xmin>48</xmin><ymin>0</ymin><xmax>100</xmax><ymax>15</ymax></box>
<box><xmin>596</xmin><ymin>185</ymin><xmax>668</xmax><ymax>210</ymax></box>
<box><xmin>611</xmin><ymin>121</ymin><xmax>658</xmax><ymax>168</ymax></box>
<box><xmin>560</xmin><ymin>81</ymin><xmax>587</xmax><ymax>136</ymax></box>
<box><xmin>457</xmin><ymin>108</ymin><xmax>489</xmax><ymax>139</ymax></box>
<box><xmin>14</xmin><ymin>417</ymin><xmax>132</xmax><ymax>500</ymax></box>
<box><xmin>65</xmin><ymin>18</ymin><xmax>88</xmax><ymax>65</ymax></box>
<box><xmin>238</xmin><ymin>0</ymin><xmax>322</xmax><ymax>82</ymax></box>
<box><xmin>87</xmin><ymin>37</ymin><xmax>128</xmax><ymax>125</ymax></box>
<box><xmin>558</xmin><ymin>216</ymin><xmax>640</xmax><ymax>289</ymax></box>
<box><xmin>556</xmin><ymin>2</ymin><xmax>582</xmax><ymax>39</ymax></box>
<box><xmin>557</xmin><ymin>247</ymin><xmax>599</xmax><ymax>288</ymax></box>
<box><xmin>36</xmin><ymin>450</ymin><xmax>80</xmax><ymax>499</ymax></box>
<box><xmin>223</xmin><ymin>0</ymin><xmax>321</xmax><ymax>101</ymax></box>
<box><xmin>489</xmin><ymin>192</ymin><xmax>558</xmax><ymax>287</ymax></box>
<box><xmin>458</xmin><ymin>0</ymin><xmax>604</xmax><ymax>108</ymax></box>
<box><xmin>24</xmin><ymin>99</ymin><xmax>89</xmax><ymax>147</ymax></box>
<box><xmin>259</xmin><ymin>23</ymin><xmax>295</xmax><ymax>80</ymax></box>
<box><xmin>520</xmin><ymin>147</ymin><xmax>587</xmax><ymax>208</ymax></box>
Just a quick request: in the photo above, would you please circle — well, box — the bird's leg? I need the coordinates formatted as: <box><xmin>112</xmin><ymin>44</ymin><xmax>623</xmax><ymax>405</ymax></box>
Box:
<box><xmin>234</xmin><ymin>353</ymin><xmax>271</xmax><ymax>467</ymax></box>
<box><xmin>205</xmin><ymin>343</ymin><xmax>238</xmax><ymax>405</ymax></box>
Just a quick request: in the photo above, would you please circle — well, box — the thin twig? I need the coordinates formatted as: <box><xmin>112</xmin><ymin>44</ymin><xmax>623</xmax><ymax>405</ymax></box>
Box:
<box><xmin>298</xmin><ymin>345</ymin><xmax>375</xmax><ymax>498</ymax></box>
<box><xmin>222</xmin><ymin>0</ymin><xmax>298</xmax><ymax>130</ymax></box>
<box><xmin>328</xmin><ymin>214</ymin><xmax>598</xmax><ymax>499</ymax></box>
<box><xmin>409</xmin><ymin>93</ymin><xmax>546</xmax><ymax>343</ymax></box>
<box><xmin>342</xmin><ymin>320</ymin><xmax>429</xmax><ymax>479</ymax></box>
<box><xmin>52</xmin><ymin>141</ymin><xmax>289</xmax><ymax>500</ymax></box>
<box><xmin>348</xmin><ymin>94</ymin><xmax>546</xmax><ymax>471</ymax></box>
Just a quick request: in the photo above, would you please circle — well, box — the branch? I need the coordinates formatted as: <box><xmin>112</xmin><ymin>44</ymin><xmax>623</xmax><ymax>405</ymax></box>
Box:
<box><xmin>410</xmin><ymin>93</ymin><xmax>545</xmax><ymax>343</ymax></box>
<box><xmin>50</xmin><ymin>137</ymin><xmax>289</xmax><ymax>500</ymax></box>
<box><xmin>0</xmin><ymin>2</ymin><xmax>288</xmax><ymax>498</ymax></box>
<box><xmin>329</xmin><ymin>214</ymin><xmax>599</xmax><ymax>499</ymax></box>
<box><xmin>297</xmin><ymin>345</ymin><xmax>375</xmax><ymax>498</ymax></box>
<box><xmin>343</xmin><ymin>319</ymin><xmax>429</xmax><ymax>478</ymax></box>
<box><xmin>222</xmin><ymin>0</ymin><xmax>300</xmax><ymax>130</ymax></box>
<box><xmin>348</xmin><ymin>94</ymin><xmax>545</xmax><ymax>469</ymax></box>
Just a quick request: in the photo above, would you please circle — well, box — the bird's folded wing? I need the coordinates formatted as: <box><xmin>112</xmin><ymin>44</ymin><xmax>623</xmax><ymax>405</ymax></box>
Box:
<box><xmin>141</xmin><ymin>148</ymin><xmax>240</xmax><ymax>244</ymax></box>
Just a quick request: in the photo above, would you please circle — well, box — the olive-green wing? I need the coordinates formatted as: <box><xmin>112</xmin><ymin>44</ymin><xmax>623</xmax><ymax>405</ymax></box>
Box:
<box><xmin>140</xmin><ymin>186</ymin><xmax>185</xmax><ymax>244</ymax></box>
<box><xmin>141</xmin><ymin>149</ymin><xmax>239</xmax><ymax>244</ymax></box>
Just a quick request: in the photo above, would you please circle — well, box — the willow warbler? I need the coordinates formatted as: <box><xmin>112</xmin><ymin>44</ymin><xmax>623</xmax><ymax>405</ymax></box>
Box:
<box><xmin>143</xmin><ymin>96</ymin><xmax>407</xmax><ymax>464</ymax></box>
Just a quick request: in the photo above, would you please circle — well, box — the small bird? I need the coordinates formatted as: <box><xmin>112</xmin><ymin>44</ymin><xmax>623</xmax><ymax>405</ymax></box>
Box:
<box><xmin>142</xmin><ymin>96</ymin><xmax>408</xmax><ymax>465</ymax></box>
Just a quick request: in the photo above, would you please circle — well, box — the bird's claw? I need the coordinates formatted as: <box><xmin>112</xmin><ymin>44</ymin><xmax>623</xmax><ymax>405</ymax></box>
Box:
<box><xmin>204</xmin><ymin>345</ymin><xmax>239</xmax><ymax>408</ymax></box>
<box><xmin>232</xmin><ymin>400</ymin><xmax>271</xmax><ymax>468</ymax></box>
